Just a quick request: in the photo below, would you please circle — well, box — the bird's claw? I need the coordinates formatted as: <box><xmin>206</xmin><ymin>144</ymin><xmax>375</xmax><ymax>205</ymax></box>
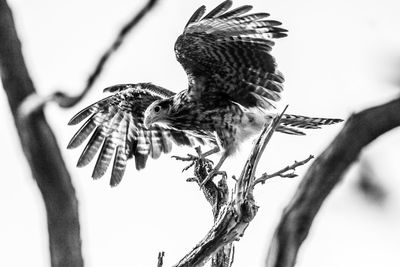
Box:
<box><xmin>172</xmin><ymin>153</ymin><xmax>198</xmax><ymax>162</ymax></box>
<box><xmin>200</xmin><ymin>170</ymin><xmax>227</xmax><ymax>188</ymax></box>
<box><xmin>172</xmin><ymin>153</ymin><xmax>213</xmax><ymax>172</ymax></box>
<box><xmin>172</xmin><ymin>153</ymin><xmax>198</xmax><ymax>172</ymax></box>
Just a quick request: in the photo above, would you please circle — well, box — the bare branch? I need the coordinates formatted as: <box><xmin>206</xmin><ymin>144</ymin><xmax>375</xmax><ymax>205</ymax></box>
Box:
<box><xmin>0</xmin><ymin>1</ymin><xmax>83</xmax><ymax>266</ymax></box>
<box><xmin>254</xmin><ymin>155</ymin><xmax>314</xmax><ymax>186</ymax></box>
<box><xmin>18</xmin><ymin>0</ymin><xmax>160</xmax><ymax>115</ymax></box>
<box><xmin>265</xmin><ymin>96</ymin><xmax>400</xmax><ymax>267</ymax></box>
<box><xmin>173</xmin><ymin>109</ymin><xmax>286</xmax><ymax>267</ymax></box>
<box><xmin>56</xmin><ymin>0</ymin><xmax>159</xmax><ymax>107</ymax></box>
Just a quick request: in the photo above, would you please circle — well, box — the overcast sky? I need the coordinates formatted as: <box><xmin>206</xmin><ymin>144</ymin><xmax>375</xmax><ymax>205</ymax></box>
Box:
<box><xmin>1</xmin><ymin>0</ymin><xmax>400</xmax><ymax>266</ymax></box>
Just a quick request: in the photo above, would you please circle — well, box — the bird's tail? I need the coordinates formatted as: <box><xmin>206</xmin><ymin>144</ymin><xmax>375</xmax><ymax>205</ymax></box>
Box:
<box><xmin>276</xmin><ymin>114</ymin><xmax>343</xmax><ymax>135</ymax></box>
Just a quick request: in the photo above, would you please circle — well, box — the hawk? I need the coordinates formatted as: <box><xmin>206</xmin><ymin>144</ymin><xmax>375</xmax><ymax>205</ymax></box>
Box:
<box><xmin>68</xmin><ymin>1</ymin><xmax>342</xmax><ymax>186</ymax></box>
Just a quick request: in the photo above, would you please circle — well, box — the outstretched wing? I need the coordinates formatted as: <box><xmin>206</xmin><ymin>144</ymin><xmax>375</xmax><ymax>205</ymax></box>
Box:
<box><xmin>67</xmin><ymin>83</ymin><xmax>196</xmax><ymax>186</ymax></box>
<box><xmin>175</xmin><ymin>0</ymin><xmax>287</xmax><ymax>110</ymax></box>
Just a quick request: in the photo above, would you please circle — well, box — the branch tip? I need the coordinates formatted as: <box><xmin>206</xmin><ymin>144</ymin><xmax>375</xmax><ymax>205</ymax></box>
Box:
<box><xmin>157</xmin><ymin>251</ymin><xmax>165</xmax><ymax>267</ymax></box>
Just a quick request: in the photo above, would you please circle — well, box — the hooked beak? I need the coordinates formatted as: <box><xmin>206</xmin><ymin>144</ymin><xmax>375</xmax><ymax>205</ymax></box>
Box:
<box><xmin>144</xmin><ymin>115</ymin><xmax>153</xmax><ymax>129</ymax></box>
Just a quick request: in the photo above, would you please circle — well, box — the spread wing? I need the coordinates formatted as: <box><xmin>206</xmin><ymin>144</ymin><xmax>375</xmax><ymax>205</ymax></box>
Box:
<box><xmin>175</xmin><ymin>0</ymin><xmax>287</xmax><ymax>109</ymax></box>
<box><xmin>67</xmin><ymin>83</ymin><xmax>198</xmax><ymax>186</ymax></box>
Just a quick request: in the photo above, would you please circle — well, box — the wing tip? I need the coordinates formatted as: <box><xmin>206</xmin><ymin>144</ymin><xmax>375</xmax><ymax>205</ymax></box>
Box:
<box><xmin>91</xmin><ymin>169</ymin><xmax>104</xmax><ymax>180</ymax></box>
<box><xmin>332</xmin><ymin>118</ymin><xmax>344</xmax><ymax>123</ymax></box>
<box><xmin>67</xmin><ymin>140</ymin><xmax>76</xmax><ymax>150</ymax></box>
<box><xmin>77</xmin><ymin>158</ymin><xmax>89</xmax><ymax>168</ymax></box>
<box><xmin>68</xmin><ymin>115</ymin><xmax>83</xmax><ymax>125</ymax></box>
<box><xmin>203</xmin><ymin>0</ymin><xmax>233</xmax><ymax>20</ymax></box>
<box><xmin>184</xmin><ymin>5</ymin><xmax>206</xmax><ymax>29</ymax></box>
<box><xmin>109</xmin><ymin>170</ymin><xmax>125</xmax><ymax>187</ymax></box>
<box><xmin>103</xmin><ymin>84</ymin><xmax>131</xmax><ymax>93</ymax></box>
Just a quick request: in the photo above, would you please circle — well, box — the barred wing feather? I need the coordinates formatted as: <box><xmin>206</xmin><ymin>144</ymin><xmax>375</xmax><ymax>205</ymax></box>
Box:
<box><xmin>175</xmin><ymin>0</ymin><xmax>287</xmax><ymax>109</ymax></box>
<box><xmin>276</xmin><ymin>114</ymin><xmax>344</xmax><ymax>135</ymax></box>
<box><xmin>67</xmin><ymin>83</ymin><xmax>196</xmax><ymax>186</ymax></box>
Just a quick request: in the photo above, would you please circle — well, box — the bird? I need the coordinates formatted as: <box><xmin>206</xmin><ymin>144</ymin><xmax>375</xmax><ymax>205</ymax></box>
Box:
<box><xmin>67</xmin><ymin>0</ymin><xmax>342</xmax><ymax>187</ymax></box>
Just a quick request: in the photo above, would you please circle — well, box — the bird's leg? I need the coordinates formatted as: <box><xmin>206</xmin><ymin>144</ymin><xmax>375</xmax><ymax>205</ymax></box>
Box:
<box><xmin>172</xmin><ymin>146</ymin><xmax>219</xmax><ymax>172</ymax></box>
<box><xmin>201</xmin><ymin>146</ymin><xmax>220</xmax><ymax>158</ymax></box>
<box><xmin>200</xmin><ymin>151</ymin><xmax>228</xmax><ymax>187</ymax></box>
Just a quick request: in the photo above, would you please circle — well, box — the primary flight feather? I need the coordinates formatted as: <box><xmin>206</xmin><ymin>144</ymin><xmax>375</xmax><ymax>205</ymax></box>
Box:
<box><xmin>68</xmin><ymin>1</ymin><xmax>342</xmax><ymax>186</ymax></box>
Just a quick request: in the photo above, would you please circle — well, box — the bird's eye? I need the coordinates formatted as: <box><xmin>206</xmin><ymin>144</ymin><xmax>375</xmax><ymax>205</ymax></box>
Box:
<box><xmin>154</xmin><ymin>106</ymin><xmax>161</xmax><ymax>113</ymax></box>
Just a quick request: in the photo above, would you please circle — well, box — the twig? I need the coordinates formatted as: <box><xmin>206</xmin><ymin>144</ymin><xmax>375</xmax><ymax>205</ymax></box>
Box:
<box><xmin>157</xmin><ymin>252</ymin><xmax>165</xmax><ymax>267</ymax></box>
<box><xmin>254</xmin><ymin>155</ymin><xmax>314</xmax><ymax>186</ymax></box>
<box><xmin>236</xmin><ymin>106</ymin><xmax>288</xmax><ymax>201</ymax></box>
<box><xmin>18</xmin><ymin>0</ymin><xmax>160</xmax><ymax>116</ymax></box>
<box><xmin>265</xmin><ymin>96</ymin><xmax>400</xmax><ymax>267</ymax></box>
<box><xmin>0</xmin><ymin>1</ymin><xmax>83</xmax><ymax>266</ymax></box>
<box><xmin>55</xmin><ymin>0</ymin><xmax>159</xmax><ymax>107</ymax></box>
<box><xmin>173</xmin><ymin>109</ymin><xmax>286</xmax><ymax>267</ymax></box>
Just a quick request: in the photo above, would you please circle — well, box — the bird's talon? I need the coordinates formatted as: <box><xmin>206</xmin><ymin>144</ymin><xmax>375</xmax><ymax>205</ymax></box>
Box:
<box><xmin>186</xmin><ymin>177</ymin><xmax>198</xmax><ymax>183</ymax></box>
<box><xmin>182</xmin><ymin>161</ymin><xmax>196</xmax><ymax>172</ymax></box>
<box><xmin>172</xmin><ymin>154</ymin><xmax>197</xmax><ymax>162</ymax></box>
<box><xmin>200</xmin><ymin>170</ymin><xmax>226</xmax><ymax>188</ymax></box>
<box><xmin>173</xmin><ymin>151</ymin><xmax>215</xmax><ymax>172</ymax></box>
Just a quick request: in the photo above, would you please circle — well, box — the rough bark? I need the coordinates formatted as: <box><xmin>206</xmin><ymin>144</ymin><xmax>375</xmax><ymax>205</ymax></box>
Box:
<box><xmin>173</xmin><ymin>111</ymin><xmax>286</xmax><ymax>267</ymax></box>
<box><xmin>193</xmin><ymin>149</ymin><xmax>233</xmax><ymax>267</ymax></box>
<box><xmin>265</xmin><ymin>96</ymin><xmax>400</xmax><ymax>267</ymax></box>
<box><xmin>0</xmin><ymin>1</ymin><xmax>83</xmax><ymax>266</ymax></box>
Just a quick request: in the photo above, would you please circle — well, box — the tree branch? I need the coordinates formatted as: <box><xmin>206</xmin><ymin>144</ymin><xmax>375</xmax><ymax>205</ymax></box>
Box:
<box><xmin>0</xmin><ymin>1</ymin><xmax>83</xmax><ymax>266</ymax></box>
<box><xmin>157</xmin><ymin>252</ymin><xmax>165</xmax><ymax>267</ymax></box>
<box><xmin>176</xmin><ymin>146</ymin><xmax>232</xmax><ymax>266</ymax></box>
<box><xmin>53</xmin><ymin>0</ymin><xmax>160</xmax><ymax>108</ymax></box>
<box><xmin>173</xmin><ymin>110</ymin><xmax>286</xmax><ymax>267</ymax></box>
<box><xmin>254</xmin><ymin>155</ymin><xmax>314</xmax><ymax>186</ymax></box>
<box><xmin>265</xmin><ymin>96</ymin><xmax>400</xmax><ymax>267</ymax></box>
<box><xmin>16</xmin><ymin>0</ymin><xmax>160</xmax><ymax>118</ymax></box>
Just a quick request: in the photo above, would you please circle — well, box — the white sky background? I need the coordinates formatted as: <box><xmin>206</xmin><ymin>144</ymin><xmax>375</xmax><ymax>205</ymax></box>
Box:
<box><xmin>1</xmin><ymin>0</ymin><xmax>400</xmax><ymax>266</ymax></box>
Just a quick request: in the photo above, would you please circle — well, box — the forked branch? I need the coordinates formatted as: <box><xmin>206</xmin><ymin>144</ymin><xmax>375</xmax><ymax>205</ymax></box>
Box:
<box><xmin>173</xmin><ymin>109</ymin><xmax>287</xmax><ymax>267</ymax></box>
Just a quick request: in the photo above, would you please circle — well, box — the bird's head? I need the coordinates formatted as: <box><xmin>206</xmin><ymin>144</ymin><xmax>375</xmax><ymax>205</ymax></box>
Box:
<box><xmin>144</xmin><ymin>99</ymin><xmax>172</xmax><ymax>128</ymax></box>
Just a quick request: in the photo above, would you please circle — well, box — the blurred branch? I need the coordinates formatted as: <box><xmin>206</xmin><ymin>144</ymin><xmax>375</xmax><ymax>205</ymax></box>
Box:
<box><xmin>54</xmin><ymin>0</ymin><xmax>160</xmax><ymax>108</ymax></box>
<box><xmin>19</xmin><ymin>0</ymin><xmax>160</xmax><ymax>114</ymax></box>
<box><xmin>0</xmin><ymin>1</ymin><xmax>83</xmax><ymax>266</ymax></box>
<box><xmin>54</xmin><ymin>0</ymin><xmax>159</xmax><ymax>107</ymax></box>
<box><xmin>356</xmin><ymin>157</ymin><xmax>387</xmax><ymax>205</ymax></box>
<box><xmin>158</xmin><ymin>252</ymin><xmax>165</xmax><ymax>267</ymax></box>
<box><xmin>173</xmin><ymin>110</ymin><xmax>286</xmax><ymax>267</ymax></box>
<box><xmin>265</xmin><ymin>96</ymin><xmax>400</xmax><ymax>267</ymax></box>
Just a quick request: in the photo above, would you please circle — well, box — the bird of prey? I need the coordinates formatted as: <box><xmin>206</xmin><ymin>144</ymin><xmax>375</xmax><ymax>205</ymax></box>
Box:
<box><xmin>68</xmin><ymin>0</ymin><xmax>342</xmax><ymax>186</ymax></box>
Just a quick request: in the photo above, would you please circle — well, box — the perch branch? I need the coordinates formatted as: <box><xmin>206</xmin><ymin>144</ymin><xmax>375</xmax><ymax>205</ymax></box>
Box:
<box><xmin>265</xmin><ymin>96</ymin><xmax>400</xmax><ymax>267</ymax></box>
<box><xmin>0</xmin><ymin>1</ymin><xmax>83</xmax><ymax>266</ymax></box>
<box><xmin>173</xmin><ymin>109</ymin><xmax>286</xmax><ymax>267</ymax></box>
<box><xmin>254</xmin><ymin>155</ymin><xmax>314</xmax><ymax>186</ymax></box>
<box><xmin>175</xmin><ymin>146</ymin><xmax>232</xmax><ymax>266</ymax></box>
